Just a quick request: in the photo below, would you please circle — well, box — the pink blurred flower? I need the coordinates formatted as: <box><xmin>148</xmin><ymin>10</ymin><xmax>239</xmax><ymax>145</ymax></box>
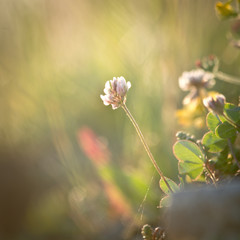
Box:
<box><xmin>77</xmin><ymin>127</ymin><xmax>110</xmax><ymax>165</ymax></box>
<box><xmin>103</xmin><ymin>182</ymin><xmax>132</xmax><ymax>219</ymax></box>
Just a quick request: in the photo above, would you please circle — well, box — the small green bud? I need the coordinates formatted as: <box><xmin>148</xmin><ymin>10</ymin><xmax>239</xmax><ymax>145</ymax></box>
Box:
<box><xmin>176</xmin><ymin>131</ymin><xmax>196</xmax><ymax>142</ymax></box>
<box><xmin>141</xmin><ymin>224</ymin><xmax>153</xmax><ymax>240</ymax></box>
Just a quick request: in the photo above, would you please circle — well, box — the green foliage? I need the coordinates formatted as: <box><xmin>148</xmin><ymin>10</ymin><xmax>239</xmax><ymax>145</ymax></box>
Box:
<box><xmin>172</xmin><ymin>102</ymin><xmax>239</xmax><ymax>184</ymax></box>
<box><xmin>175</xmin><ymin>101</ymin><xmax>240</xmax><ymax>184</ymax></box>
<box><xmin>159</xmin><ymin>177</ymin><xmax>179</xmax><ymax>208</ymax></box>
<box><xmin>155</xmin><ymin>2</ymin><xmax>240</xmax><ymax>238</ymax></box>
<box><xmin>215</xmin><ymin>121</ymin><xmax>237</xmax><ymax>138</ymax></box>
<box><xmin>205</xmin><ymin>105</ymin><xmax>239</xmax><ymax>140</ymax></box>
<box><xmin>158</xmin><ymin>99</ymin><xmax>240</xmax><ymax>235</ymax></box>
<box><xmin>202</xmin><ymin>102</ymin><xmax>239</xmax><ymax>152</ymax></box>
<box><xmin>202</xmin><ymin>131</ymin><xmax>228</xmax><ymax>152</ymax></box>
<box><xmin>224</xmin><ymin>103</ymin><xmax>240</xmax><ymax>123</ymax></box>
<box><xmin>160</xmin><ymin>97</ymin><xmax>240</xmax><ymax>213</ymax></box>
<box><xmin>173</xmin><ymin>140</ymin><xmax>204</xmax><ymax>180</ymax></box>
<box><xmin>213</xmin><ymin>147</ymin><xmax>239</xmax><ymax>175</ymax></box>
<box><xmin>206</xmin><ymin>112</ymin><xmax>225</xmax><ymax>132</ymax></box>
<box><xmin>159</xmin><ymin>177</ymin><xmax>179</xmax><ymax>195</ymax></box>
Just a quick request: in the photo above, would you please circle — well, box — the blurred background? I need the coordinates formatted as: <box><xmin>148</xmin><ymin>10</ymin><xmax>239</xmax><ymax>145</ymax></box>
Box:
<box><xmin>0</xmin><ymin>0</ymin><xmax>239</xmax><ymax>239</ymax></box>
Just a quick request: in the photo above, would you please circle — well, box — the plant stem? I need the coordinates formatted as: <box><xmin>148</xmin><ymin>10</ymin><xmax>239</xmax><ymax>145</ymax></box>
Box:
<box><xmin>204</xmin><ymin>162</ymin><xmax>217</xmax><ymax>186</ymax></box>
<box><xmin>121</xmin><ymin>103</ymin><xmax>173</xmax><ymax>193</ymax></box>
<box><xmin>227</xmin><ymin>139</ymin><xmax>240</xmax><ymax>169</ymax></box>
<box><xmin>222</xmin><ymin>113</ymin><xmax>240</xmax><ymax>131</ymax></box>
<box><xmin>215</xmin><ymin>71</ymin><xmax>240</xmax><ymax>86</ymax></box>
<box><xmin>202</xmin><ymin>139</ymin><xmax>217</xmax><ymax>186</ymax></box>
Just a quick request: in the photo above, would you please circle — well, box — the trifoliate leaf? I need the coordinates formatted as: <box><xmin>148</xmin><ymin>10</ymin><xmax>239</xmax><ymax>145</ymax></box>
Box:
<box><xmin>159</xmin><ymin>177</ymin><xmax>179</xmax><ymax>195</ymax></box>
<box><xmin>159</xmin><ymin>195</ymin><xmax>171</xmax><ymax>208</ymax></box>
<box><xmin>224</xmin><ymin>103</ymin><xmax>240</xmax><ymax>123</ymax></box>
<box><xmin>202</xmin><ymin>131</ymin><xmax>227</xmax><ymax>152</ymax></box>
<box><xmin>179</xmin><ymin>162</ymin><xmax>204</xmax><ymax>179</ymax></box>
<box><xmin>173</xmin><ymin>140</ymin><xmax>204</xmax><ymax>180</ymax></box>
<box><xmin>215</xmin><ymin>121</ymin><xmax>237</xmax><ymax>139</ymax></box>
<box><xmin>206</xmin><ymin>112</ymin><xmax>225</xmax><ymax>132</ymax></box>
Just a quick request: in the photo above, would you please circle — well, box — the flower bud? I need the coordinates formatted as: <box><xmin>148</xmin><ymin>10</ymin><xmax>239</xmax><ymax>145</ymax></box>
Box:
<box><xmin>197</xmin><ymin>55</ymin><xmax>219</xmax><ymax>73</ymax></box>
<box><xmin>203</xmin><ymin>94</ymin><xmax>226</xmax><ymax>115</ymax></box>
<box><xmin>176</xmin><ymin>131</ymin><xmax>196</xmax><ymax>142</ymax></box>
<box><xmin>141</xmin><ymin>224</ymin><xmax>153</xmax><ymax>240</ymax></box>
<box><xmin>100</xmin><ymin>76</ymin><xmax>131</xmax><ymax>109</ymax></box>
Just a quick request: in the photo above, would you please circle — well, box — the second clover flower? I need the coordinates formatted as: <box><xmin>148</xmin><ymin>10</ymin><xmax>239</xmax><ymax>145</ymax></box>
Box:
<box><xmin>178</xmin><ymin>69</ymin><xmax>215</xmax><ymax>105</ymax></box>
<box><xmin>100</xmin><ymin>76</ymin><xmax>131</xmax><ymax>110</ymax></box>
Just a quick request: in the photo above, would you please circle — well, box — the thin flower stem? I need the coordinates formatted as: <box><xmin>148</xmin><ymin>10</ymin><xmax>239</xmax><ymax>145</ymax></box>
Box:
<box><xmin>215</xmin><ymin>71</ymin><xmax>240</xmax><ymax>86</ymax></box>
<box><xmin>204</xmin><ymin>163</ymin><xmax>217</xmax><ymax>186</ymax></box>
<box><xmin>121</xmin><ymin>103</ymin><xmax>173</xmax><ymax>194</ymax></box>
<box><xmin>202</xmin><ymin>139</ymin><xmax>217</xmax><ymax>186</ymax></box>
<box><xmin>222</xmin><ymin>113</ymin><xmax>240</xmax><ymax>131</ymax></box>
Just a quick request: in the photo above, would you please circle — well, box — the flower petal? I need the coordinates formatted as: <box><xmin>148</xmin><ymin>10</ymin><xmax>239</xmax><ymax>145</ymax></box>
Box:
<box><xmin>116</xmin><ymin>77</ymin><xmax>127</xmax><ymax>96</ymax></box>
<box><xmin>100</xmin><ymin>95</ymin><xmax>110</xmax><ymax>105</ymax></box>
<box><xmin>127</xmin><ymin>81</ymin><xmax>131</xmax><ymax>90</ymax></box>
<box><xmin>111</xmin><ymin>103</ymin><xmax>120</xmax><ymax>110</ymax></box>
<box><xmin>105</xmin><ymin>81</ymin><xmax>110</xmax><ymax>89</ymax></box>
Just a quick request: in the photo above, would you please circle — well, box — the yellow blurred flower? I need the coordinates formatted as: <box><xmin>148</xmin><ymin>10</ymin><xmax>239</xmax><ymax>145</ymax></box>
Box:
<box><xmin>176</xmin><ymin>91</ymin><xmax>220</xmax><ymax>128</ymax></box>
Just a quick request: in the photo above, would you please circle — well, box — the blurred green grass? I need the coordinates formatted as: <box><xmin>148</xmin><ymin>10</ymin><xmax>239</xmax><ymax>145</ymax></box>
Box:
<box><xmin>0</xmin><ymin>0</ymin><xmax>239</xmax><ymax>239</ymax></box>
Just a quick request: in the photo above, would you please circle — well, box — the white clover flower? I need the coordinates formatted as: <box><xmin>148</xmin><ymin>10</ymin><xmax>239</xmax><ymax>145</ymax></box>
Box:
<box><xmin>100</xmin><ymin>76</ymin><xmax>131</xmax><ymax>109</ymax></box>
<box><xmin>178</xmin><ymin>69</ymin><xmax>215</xmax><ymax>105</ymax></box>
<box><xmin>179</xmin><ymin>69</ymin><xmax>215</xmax><ymax>91</ymax></box>
<box><xmin>203</xmin><ymin>94</ymin><xmax>226</xmax><ymax>115</ymax></box>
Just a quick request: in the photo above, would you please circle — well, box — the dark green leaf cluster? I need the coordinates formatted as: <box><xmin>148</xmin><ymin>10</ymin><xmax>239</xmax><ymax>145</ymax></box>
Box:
<box><xmin>212</xmin><ymin>147</ymin><xmax>239</xmax><ymax>176</ymax></box>
<box><xmin>158</xmin><ymin>101</ymin><xmax>240</xmax><ymax>208</ymax></box>
<box><xmin>173</xmin><ymin>102</ymin><xmax>240</xmax><ymax>184</ymax></box>
<box><xmin>173</xmin><ymin>140</ymin><xmax>205</xmax><ymax>181</ymax></box>
<box><xmin>202</xmin><ymin>103</ymin><xmax>240</xmax><ymax>176</ymax></box>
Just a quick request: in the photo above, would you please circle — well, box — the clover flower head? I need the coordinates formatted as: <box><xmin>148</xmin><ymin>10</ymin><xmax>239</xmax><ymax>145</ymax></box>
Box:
<box><xmin>100</xmin><ymin>76</ymin><xmax>131</xmax><ymax>110</ymax></box>
<box><xmin>179</xmin><ymin>69</ymin><xmax>215</xmax><ymax>91</ymax></box>
<box><xmin>203</xmin><ymin>94</ymin><xmax>226</xmax><ymax>115</ymax></box>
<box><xmin>179</xmin><ymin>69</ymin><xmax>215</xmax><ymax>105</ymax></box>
